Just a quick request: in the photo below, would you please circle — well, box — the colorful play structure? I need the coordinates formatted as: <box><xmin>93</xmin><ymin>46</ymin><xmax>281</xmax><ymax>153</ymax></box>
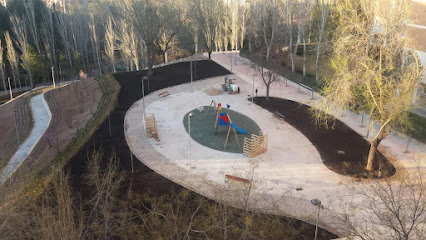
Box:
<box><xmin>213</xmin><ymin>103</ymin><xmax>248</xmax><ymax>149</ymax></box>
<box><xmin>145</xmin><ymin>114</ymin><xmax>159</xmax><ymax>141</ymax></box>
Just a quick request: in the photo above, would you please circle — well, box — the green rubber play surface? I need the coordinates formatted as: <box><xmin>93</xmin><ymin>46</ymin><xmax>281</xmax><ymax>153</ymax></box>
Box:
<box><xmin>183</xmin><ymin>106</ymin><xmax>261</xmax><ymax>153</ymax></box>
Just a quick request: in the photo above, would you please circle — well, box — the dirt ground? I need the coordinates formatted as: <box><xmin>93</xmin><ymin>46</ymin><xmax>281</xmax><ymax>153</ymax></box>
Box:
<box><xmin>409</xmin><ymin>1</ymin><xmax>426</xmax><ymax>26</ymax></box>
<box><xmin>253</xmin><ymin>97</ymin><xmax>396</xmax><ymax>178</ymax></box>
<box><xmin>66</xmin><ymin>60</ymin><xmax>337</xmax><ymax>239</ymax></box>
<box><xmin>0</xmin><ymin>91</ymin><xmax>26</xmax><ymax>105</ymax></box>
<box><xmin>0</xmin><ymin>95</ymin><xmax>32</xmax><ymax>171</ymax></box>
<box><xmin>11</xmin><ymin>79</ymin><xmax>103</xmax><ymax>184</ymax></box>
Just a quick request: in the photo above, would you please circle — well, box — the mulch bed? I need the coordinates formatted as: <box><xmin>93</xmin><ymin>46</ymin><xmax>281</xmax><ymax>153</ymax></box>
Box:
<box><xmin>253</xmin><ymin>97</ymin><xmax>396</xmax><ymax>178</ymax></box>
<box><xmin>65</xmin><ymin>61</ymin><xmax>337</xmax><ymax>239</ymax></box>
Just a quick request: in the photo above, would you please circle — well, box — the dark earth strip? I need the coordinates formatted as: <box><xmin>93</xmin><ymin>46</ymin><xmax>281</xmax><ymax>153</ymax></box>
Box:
<box><xmin>253</xmin><ymin>97</ymin><xmax>396</xmax><ymax>178</ymax></box>
<box><xmin>66</xmin><ymin>61</ymin><xmax>338</xmax><ymax>239</ymax></box>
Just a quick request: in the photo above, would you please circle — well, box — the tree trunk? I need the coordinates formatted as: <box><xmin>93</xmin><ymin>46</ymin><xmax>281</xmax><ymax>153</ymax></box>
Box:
<box><xmin>303</xmin><ymin>36</ymin><xmax>306</xmax><ymax>76</ymax></box>
<box><xmin>266</xmin><ymin>46</ymin><xmax>271</xmax><ymax>61</ymax></box>
<box><xmin>266</xmin><ymin>84</ymin><xmax>270</xmax><ymax>101</ymax></box>
<box><xmin>366</xmin><ymin>126</ymin><xmax>386</xmax><ymax>171</ymax></box>
<box><xmin>194</xmin><ymin>42</ymin><xmax>198</xmax><ymax>53</ymax></box>
<box><xmin>366</xmin><ymin>138</ymin><xmax>380</xmax><ymax>171</ymax></box>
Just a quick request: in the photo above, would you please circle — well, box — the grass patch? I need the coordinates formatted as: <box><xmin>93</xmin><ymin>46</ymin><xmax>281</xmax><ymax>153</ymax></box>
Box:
<box><xmin>240</xmin><ymin>51</ymin><xmax>332</xmax><ymax>91</ymax></box>
<box><xmin>407</xmin><ymin>113</ymin><xmax>426</xmax><ymax>143</ymax></box>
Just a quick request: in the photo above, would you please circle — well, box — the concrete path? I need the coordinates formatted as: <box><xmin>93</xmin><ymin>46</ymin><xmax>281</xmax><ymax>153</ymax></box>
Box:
<box><xmin>0</xmin><ymin>93</ymin><xmax>52</xmax><ymax>183</ymax></box>
<box><xmin>125</xmin><ymin>52</ymin><xmax>426</xmax><ymax>238</ymax></box>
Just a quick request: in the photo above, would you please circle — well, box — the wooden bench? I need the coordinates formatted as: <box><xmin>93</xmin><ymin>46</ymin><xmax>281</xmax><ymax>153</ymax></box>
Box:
<box><xmin>150</xmin><ymin>130</ymin><xmax>160</xmax><ymax>141</ymax></box>
<box><xmin>273</xmin><ymin>111</ymin><xmax>285</xmax><ymax>121</ymax></box>
<box><xmin>225</xmin><ymin>174</ymin><xmax>250</xmax><ymax>185</ymax></box>
<box><xmin>158</xmin><ymin>91</ymin><xmax>170</xmax><ymax>98</ymax></box>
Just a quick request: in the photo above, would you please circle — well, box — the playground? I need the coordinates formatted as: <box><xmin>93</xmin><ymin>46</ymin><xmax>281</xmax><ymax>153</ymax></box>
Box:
<box><xmin>182</xmin><ymin>105</ymin><xmax>261</xmax><ymax>153</ymax></box>
<box><xmin>123</xmin><ymin>53</ymin><xmax>426</xmax><ymax>237</ymax></box>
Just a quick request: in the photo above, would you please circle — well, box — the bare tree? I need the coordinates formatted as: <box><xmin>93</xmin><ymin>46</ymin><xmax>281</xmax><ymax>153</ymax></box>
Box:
<box><xmin>40</xmin><ymin>5</ymin><xmax>58</xmax><ymax>80</ymax></box>
<box><xmin>0</xmin><ymin>38</ymin><xmax>6</xmax><ymax>92</ymax></box>
<box><xmin>69</xmin><ymin>3</ymin><xmax>90</xmax><ymax>72</ymax></box>
<box><xmin>256</xmin><ymin>62</ymin><xmax>278</xmax><ymax>101</ymax></box>
<box><xmin>35</xmin><ymin>171</ymin><xmax>84</xmax><ymax>240</ymax></box>
<box><xmin>298</xmin><ymin>0</ymin><xmax>313</xmax><ymax>76</ymax></box>
<box><xmin>313</xmin><ymin>0</ymin><xmax>424</xmax><ymax>171</ymax></box>
<box><xmin>84</xmin><ymin>151</ymin><xmax>125</xmax><ymax>239</ymax></box>
<box><xmin>239</xmin><ymin>0</ymin><xmax>248</xmax><ymax>50</ymax></box>
<box><xmin>89</xmin><ymin>13</ymin><xmax>102</xmax><ymax>75</ymax></box>
<box><xmin>283</xmin><ymin>0</ymin><xmax>297</xmax><ymax>72</ymax></box>
<box><xmin>10</xmin><ymin>15</ymin><xmax>33</xmax><ymax>87</ymax></box>
<box><xmin>5</xmin><ymin>31</ymin><xmax>20</xmax><ymax>89</ymax></box>
<box><xmin>156</xmin><ymin>0</ymin><xmax>186</xmax><ymax>63</ymax></box>
<box><xmin>120</xmin><ymin>0</ymin><xmax>163</xmax><ymax>76</ymax></box>
<box><xmin>186</xmin><ymin>4</ymin><xmax>201</xmax><ymax>53</ymax></box>
<box><xmin>257</xmin><ymin>0</ymin><xmax>278</xmax><ymax>61</ymax></box>
<box><xmin>24</xmin><ymin>0</ymin><xmax>41</xmax><ymax>54</ymax></box>
<box><xmin>230</xmin><ymin>0</ymin><xmax>240</xmax><ymax>50</ymax></box>
<box><xmin>315</xmin><ymin>0</ymin><xmax>328</xmax><ymax>82</ymax></box>
<box><xmin>198</xmin><ymin>0</ymin><xmax>223</xmax><ymax>60</ymax></box>
<box><xmin>336</xmin><ymin>161</ymin><xmax>426</xmax><ymax>240</ymax></box>
<box><xmin>56</xmin><ymin>11</ymin><xmax>74</xmax><ymax>74</ymax></box>
<box><xmin>105</xmin><ymin>16</ymin><xmax>116</xmax><ymax>73</ymax></box>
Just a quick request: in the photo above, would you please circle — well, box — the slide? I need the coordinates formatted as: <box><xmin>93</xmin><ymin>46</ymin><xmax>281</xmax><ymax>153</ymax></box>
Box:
<box><xmin>230</xmin><ymin>123</ymin><xmax>247</xmax><ymax>134</ymax></box>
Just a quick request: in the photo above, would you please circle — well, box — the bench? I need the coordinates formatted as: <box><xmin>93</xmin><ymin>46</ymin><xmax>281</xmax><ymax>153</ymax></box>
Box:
<box><xmin>150</xmin><ymin>130</ymin><xmax>160</xmax><ymax>141</ymax></box>
<box><xmin>273</xmin><ymin>111</ymin><xmax>285</xmax><ymax>121</ymax></box>
<box><xmin>158</xmin><ymin>91</ymin><xmax>170</xmax><ymax>98</ymax></box>
<box><xmin>225</xmin><ymin>174</ymin><xmax>250</xmax><ymax>185</ymax></box>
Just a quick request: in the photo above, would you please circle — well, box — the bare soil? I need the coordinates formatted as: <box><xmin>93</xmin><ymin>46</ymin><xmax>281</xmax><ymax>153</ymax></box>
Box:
<box><xmin>0</xmin><ymin>91</ymin><xmax>26</xmax><ymax>105</ymax></box>
<box><xmin>407</xmin><ymin>27</ymin><xmax>426</xmax><ymax>51</ymax></box>
<box><xmin>409</xmin><ymin>1</ymin><xmax>426</xmax><ymax>26</ymax></box>
<box><xmin>11</xmin><ymin>79</ymin><xmax>103</xmax><ymax>184</ymax></box>
<box><xmin>65</xmin><ymin>60</ymin><xmax>338</xmax><ymax>239</ymax></box>
<box><xmin>253</xmin><ymin>97</ymin><xmax>396</xmax><ymax>178</ymax></box>
<box><xmin>0</xmin><ymin>95</ymin><xmax>32</xmax><ymax>171</ymax></box>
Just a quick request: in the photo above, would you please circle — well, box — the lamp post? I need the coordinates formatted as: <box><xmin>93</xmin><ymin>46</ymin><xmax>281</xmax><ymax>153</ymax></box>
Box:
<box><xmin>8</xmin><ymin>77</ymin><xmax>13</xmax><ymax>100</ymax></box>
<box><xmin>13</xmin><ymin>106</ymin><xmax>20</xmax><ymax>146</ymax></box>
<box><xmin>252</xmin><ymin>73</ymin><xmax>256</xmax><ymax>103</ymax></box>
<box><xmin>311</xmin><ymin>199</ymin><xmax>324</xmax><ymax>240</ymax></box>
<box><xmin>190</xmin><ymin>57</ymin><xmax>193</xmax><ymax>85</ymax></box>
<box><xmin>230</xmin><ymin>53</ymin><xmax>233</xmax><ymax>72</ymax></box>
<box><xmin>141</xmin><ymin>76</ymin><xmax>148</xmax><ymax>121</ymax></box>
<box><xmin>51</xmin><ymin>67</ymin><xmax>56</xmax><ymax>88</ymax></box>
<box><xmin>188</xmin><ymin>112</ymin><xmax>193</xmax><ymax>170</ymax></box>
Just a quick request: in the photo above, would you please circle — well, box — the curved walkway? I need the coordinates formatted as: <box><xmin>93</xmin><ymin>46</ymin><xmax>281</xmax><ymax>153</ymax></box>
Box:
<box><xmin>125</xmin><ymin>77</ymin><xmax>346</xmax><ymax>235</ymax></box>
<box><xmin>125</xmin><ymin>52</ymin><xmax>426</xmax><ymax>238</ymax></box>
<box><xmin>0</xmin><ymin>92</ymin><xmax>52</xmax><ymax>183</ymax></box>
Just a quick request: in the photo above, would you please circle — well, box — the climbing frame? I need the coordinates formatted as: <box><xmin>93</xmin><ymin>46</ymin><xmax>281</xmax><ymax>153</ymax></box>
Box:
<box><xmin>243</xmin><ymin>132</ymin><xmax>268</xmax><ymax>158</ymax></box>
<box><xmin>145</xmin><ymin>114</ymin><xmax>159</xmax><ymax>141</ymax></box>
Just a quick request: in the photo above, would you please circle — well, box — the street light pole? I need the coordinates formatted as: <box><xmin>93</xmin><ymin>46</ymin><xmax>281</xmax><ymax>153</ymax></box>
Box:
<box><xmin>230</xmin><ymin>53</ymin><xmax>233</xmax><ymax>72</ymax></box>
<box><xmin>311</xmin><ymin>199</ymin><xmax>323</xmax><ymax>240</ymax></box>
<box><xmin>188</xmin><ymin>112</ymin><xmax>193</xmax><ymax>170</ymax></box>
<box><xmin>190</xmin><ymin>57</ymin><xmax>193</xmax><ymax>84</ymax></box>
<box><xmin>51</xmin><ymin>67</ymin><xmax>56</xmax><ymax>88</ymax></box>
<box><xmin>252</xmin><ymin>74</ymin><xmax>255</xmax><ymax>103</ymax></box>
<box><xmin>141</xmin><ymin>77</ymin><xmax>147</xmax><ymax>122</ymax></box>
